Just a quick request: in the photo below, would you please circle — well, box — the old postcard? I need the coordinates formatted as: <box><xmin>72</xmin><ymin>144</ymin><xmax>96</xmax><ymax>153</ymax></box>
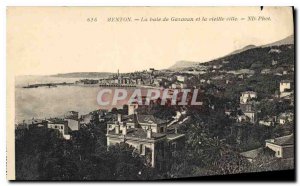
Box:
<box><xmin>7</xmin><ymin>7</ymin><xmax>294</xmax><ymax>181</ymax></box>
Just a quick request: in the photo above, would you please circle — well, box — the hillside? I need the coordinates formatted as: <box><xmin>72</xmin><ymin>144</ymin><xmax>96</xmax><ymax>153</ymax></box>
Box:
<box><xmin>168</xmin><ymin>60</ymin><xmax>198</xmax><ymax>70</ymax></box>
<box><xmin>226</xmin><ymin>35</ymin><xmax>293</xmax><ymax>57</ymax></box>
<box><xmin>229</xmin><ymin>45</ymin><xmax>257</xmax><ymax>56</ymax></box>
<box><xmin>168</xmin><ymin>35</ymin><xmax>294</xmax><ymax>71</ymax></box>
<box><xmin>262</xmin><ymin>35</ymin><xmax>294</xmax><ymax>47</ymax></box>
<box><xmin>205</xmin><ymin>44</ymin><xmax>294</xmax><ymax>71</ymax></box>
<box><xmin>198</xmin><ymin>43</ymin><xmax>294</xmax><ymax>100</ymax></box>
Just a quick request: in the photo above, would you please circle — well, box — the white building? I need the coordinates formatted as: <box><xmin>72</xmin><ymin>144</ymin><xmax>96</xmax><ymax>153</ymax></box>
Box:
<box><xmin>240</xmin><ymin>91</ymin><xmax>257</xmax><ymax>104</ymax></box>
<box><xmin>279</xmin><ymin>80</ymin><xmax>293</xmax><ymax>98</ymax></box>
<box><xmin>65</xmin><ymin>111</ymin><xmax>79</xmax><ymax>131</ymax></box>
<box><xmin>280</xmin><ymin>80</ymin><xmax>291</xmax><ymax>93</ymax></box>
<box><xmin>47</xmin><ymin>118</ymin><xmax>70</xmax><ymax>140</ymax></box>
<box><xmin>171</xmin><ymin>83</ymin><xmax>187</xmax><ymax>89</ymax></box>
<box><xmin>176</xmin><ymin>75</ymin><xmax>186</xmax><ymax>83</ymax></box>
<box><xmin>106</xmin><ymin>113</ymin><xmax>185</xmax><ymax>169</ymax></box>
<box><xmin>128</xmin><ymin>103</ymin><xmax>139</xmax><ymax>115</ymax></box>
<box><xmin>265</xmin><ymin>134</ymin><xmax>294</xmax><ymax>158</ymax></box>
<box><xmin>278</xmin><ymin>112</ymin><xmax>294</xmax><ymax>125</ymax></box>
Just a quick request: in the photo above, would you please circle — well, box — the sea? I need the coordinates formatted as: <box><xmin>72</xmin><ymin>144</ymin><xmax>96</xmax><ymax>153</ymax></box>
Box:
<box><xmin>15</xmin><ymin>76</ymin><xmax>136</xmax><ymax>123</ymax></box>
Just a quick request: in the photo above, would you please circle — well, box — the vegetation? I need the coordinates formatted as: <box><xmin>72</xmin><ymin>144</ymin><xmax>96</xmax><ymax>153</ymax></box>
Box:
<box><xmin>16</xmin><ymin>120</ymin><xmax>159</xmax><ymax>180</ymax></box>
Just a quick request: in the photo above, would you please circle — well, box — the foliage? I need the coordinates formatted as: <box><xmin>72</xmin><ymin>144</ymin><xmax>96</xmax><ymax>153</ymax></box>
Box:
<box><xmin>15</xmin><ymin>122</ymin><xmax>158</xmax><ymax>180</ymax></box>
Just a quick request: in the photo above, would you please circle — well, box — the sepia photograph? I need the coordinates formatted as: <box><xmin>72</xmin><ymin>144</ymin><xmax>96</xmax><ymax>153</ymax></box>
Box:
<box><xmin>6</xmin><ymin>6</ymin><xmax>295</xmax><ymax>181</ymax></box>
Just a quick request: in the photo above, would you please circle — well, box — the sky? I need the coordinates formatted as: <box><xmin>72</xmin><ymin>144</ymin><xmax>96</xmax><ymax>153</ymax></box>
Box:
<box><xmin>7</xmin><ymin>7</ymin><xmax>294</xmax><ymax>75</ymax></box>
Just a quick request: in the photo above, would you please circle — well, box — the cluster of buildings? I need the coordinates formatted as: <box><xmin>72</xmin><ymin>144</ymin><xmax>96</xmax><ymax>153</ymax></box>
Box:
<box><xmin>237</xmin><ymin>82</ymin><xmax>294</xmax><ymax>164</ymax></box>
<box><xmin>106</xmin><ymin>104</ymin><xmax>185</xmax><ymax>169</ymax></box>
<box><xmin>75</xmin><ymin>69</ymin><xmax>190</xmax><ymax>89</ymax></box>
<box><xmin>16</xmin><ymin>111</ymin><xmax>81</xmax><ymax>140</ymax></box>
<box><xmin>241</xmin><ymin>134</ymin><xmax>294</xmax><ymax>163</ymax></box>
<box><xmin>237</xmin><ymin>91</ymin><xmax>258</xmax><ymax>124</ymax></box>
<box><xmin>16</xmin><ymin>103</ymin><xmax>186</xmax><ymax>169</ymax></box>
<box><xmin>279</xmin><ymin>80</ymin><xmax>294</xmax><ymax>100</ymax></box>
<box><xmin>16</xmin><ymin>56</ymin><xmax>295</xmax><ymax>171</ymax></box>
<box><xmin>223</xmin><ymin>78</ymin><xmax>294</xmax><ymax>127</ymax></box>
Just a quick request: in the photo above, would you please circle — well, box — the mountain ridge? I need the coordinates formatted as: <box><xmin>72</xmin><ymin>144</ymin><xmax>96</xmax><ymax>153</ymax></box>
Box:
<box><xmin>168</xmin><ymin>34</ymin><xmax>294</xmax><ymax>70</ymax></box>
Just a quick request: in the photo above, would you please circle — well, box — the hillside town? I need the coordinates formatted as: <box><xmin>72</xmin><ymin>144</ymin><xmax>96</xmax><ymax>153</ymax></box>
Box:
<box><xmin>15</xmin><ymin>43</ymin><xmax>294</xmax><ymax>180</ymax></box>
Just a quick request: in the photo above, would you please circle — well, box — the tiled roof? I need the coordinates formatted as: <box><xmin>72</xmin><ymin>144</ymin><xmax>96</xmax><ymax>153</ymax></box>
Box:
<box><xmin>47</xmin><ymin>118</ymin><xmax>67</xmax><ymax>124</ymax></box>
<box><xmin>166</xmin><ymin>133</ymin><xmax>185</xmax><ymax>141</ymax></box>
<box><xmin>241</xmin><ymin>91</ymin><xmax>257</xmax><ymax>94</ymax></box>
<box><xmin>266</xmin><ymin>134</ymin><xmax>294</xmax><ymax>146</ymax></box>
<box><xmin>137</xmin><ymin>115</ymin><xmax>167</xmax><ymax>125</ymax></box>
<box><xmin>22</xmin><ymin>119</ymin><xmax>46</xmax><ymax>125</ymax></box>
<box><xmin>108</xmin><ymin>128</ymin><xmax>166</xmax><ymax>140</ymax></box>
<box><xmin>240</xmin><ymin>147</ymin><xmax>264</xmax><ymax>159</ymax></box>
<box><xmin>281</xmin><ymin>80</ymin><xmax>292</xmax><ymax>83</ymax></box>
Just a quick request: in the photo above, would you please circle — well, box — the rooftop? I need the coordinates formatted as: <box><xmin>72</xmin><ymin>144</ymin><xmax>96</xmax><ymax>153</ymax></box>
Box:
<box><xmin>167</xmin><ymin>133</ymin><xmax>185</xmax><ymax>141</ymax></box>
<box><xmin>47</xmin><ymin>118</ymin><xmax>67</xmax><ymax>124</ymax></box>
<box><xmin>281</xmin><ymin>80</ymin><xmax>292</xmax><ymax>83</ymax></box>
<box><xmin>19</xmin><ymin>119</ymin><xmax>47</xmax><ymax>125</ymax></box>
<box><xmin>67</xmin><ymin>111</ymin><xmax>78</xmax><ymax>114</ymax></box>
<box><xmin>137</xmin><ymin>114</ymin><xmax>167</xmax><ymax>125</ymax></box>
<box><xmin>240</xmin><ymin>147</ymin><xmax>264</xmax><ymax>159</ymax></box>
<box><xmin>241</xmin><ymin>91</ymin><xmax>257</xmax><ymax>95</ymax></box>
<box><xmin>266</xmin><ymin>134</ymin><xmax>294</xmax><ymax>146</ymax></box>
<box><xmin>107</xmin><ymin>128</ymin><xmax>166</xmax><ymax>140</ymax></box>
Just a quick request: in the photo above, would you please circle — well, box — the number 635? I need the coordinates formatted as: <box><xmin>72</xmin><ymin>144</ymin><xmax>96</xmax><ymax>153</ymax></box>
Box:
<box><xmin>87</xmin><ymin>17</ymin><xmax>97</xmax><ymax>22</ymax></box>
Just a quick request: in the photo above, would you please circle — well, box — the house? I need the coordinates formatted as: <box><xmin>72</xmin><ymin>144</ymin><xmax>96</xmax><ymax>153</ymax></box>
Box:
<box><xmin>47</xmin><ymin>118</ymin><xmax>70</xmax><ymax>140</ymax></box>
<box><xmin>240</xmin><ymin>148</ymin><xmax>264</xmax><ymax>163</ymax></box>
<box><xmin>277</xmin><ymin>112</ymin><xmax>294</xmax><ymax>125</ymax></box>
<box><xmin>280</xmin><ymin>80</ymin><xmax>292</xmax><ymax>93</ymax></box>
<box><xmin>171</xmin><ymin>82</ymin><xmax>187</xmax><ymax>89</ymax></box>
<box><xmin>106</xmin><ymin>113</ymin><xmax>185</xmax><ymax>169</ymax></box>
<box><xmin>176</xmin><ymin>75</ymin><xmax>186</xmax><ymax>83</ymax></box>
<box><xmin>213</xmin><ymin>64</ymin><xmax>223</xmax><ymax>69</ymax></box>
<box><xmin>65</xmin><ymin>111</ymin><xmax>79</xmax><ymax>131</ymax></box>
<box><xmin>200</xmin><ymin>79</ymin><xmax>206</xmax><ymax>84</ymax></box>
<box><xmin>17</xmin><ymin>118</ymin><xmax>48</xmax><ymax>129</ymax></box>
<box><xmin>261</xmin><ymin>68</ymin><xmax>271</xmax><ymax>74</ymax></box>
<box><xmin>153</xmin><ymin>79</ymin><xmax>161</xmax><ymax>87</ymax></box>
<box><xmin>128</xmin><ymin>103</ymin><xmax>139</xmax><ymax>115</ymax></box>
<box><xmin>265</xmin><ymin>134</ymin><xmax>294</xmax><ymax>158</ymax></box>
<box><xmin>135</xmin><ymin>78</ymin><xmax>142</xmax><ymax>85</ymax></box>
<box><xmin>137</xmin><ymin>114</ymin><xmax>168</xmax><ymax>133</ymax></box>
<box><xmin>240</xmin><ymin>91</ymin><xmax>257</xmax><ymax>104</ymax></box>
<box><xmin>239</xmin><ymin>91</ymin><xmax>258</xmax><ymax>124</ymax></box>
<box><xmin>80</xmin><ymin>113</ymin><xmax>93</xmax><ymax>125</ymax></box>
<box><xmin>259</xmin><ymin>116</ymin><xmax>276</xmax><ymax>126</ymax></box>
<box><xmin>240</xmin><ymin>104</ymin><xmax>257</xmax><ymax>123</ymax></box>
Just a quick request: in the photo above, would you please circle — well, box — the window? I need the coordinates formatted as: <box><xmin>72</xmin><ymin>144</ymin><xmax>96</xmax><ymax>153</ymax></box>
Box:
<box><xmin>171</xmin><ymin>142</ymin><xmax>177</xmax><ymax>150</ymax></box>
<box><xmin>160</xmin><ymin>127</ymin><xmax>164</xmax><ymax>133</ymax></box>
<box><xmin>61</xmin><ymin>126</ymin><xmax>63</xmax><ymax>129</ymax></box>
<box><xmin>277</xmin><ymin>151</ymin><xmax>280</xmax><ymax>156</ymax></box>
<box><xmin>55</xmin><ymin>126</ymin><xmax>58</xmax><ymax>129</ymax></box>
